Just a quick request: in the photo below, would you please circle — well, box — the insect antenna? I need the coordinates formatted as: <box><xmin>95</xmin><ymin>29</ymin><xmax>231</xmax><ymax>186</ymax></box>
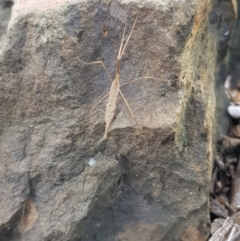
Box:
<box><xmin>119</xmin><ymin>10</ymin><xmax>139</xmax><ymax>60</ymax></box>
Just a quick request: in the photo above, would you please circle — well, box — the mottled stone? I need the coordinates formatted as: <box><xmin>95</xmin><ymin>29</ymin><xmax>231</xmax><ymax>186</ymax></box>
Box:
<box><xmin>0</xmin><ymin>0</ymin><xmax>233</xmax><ymax>240</ymax></box>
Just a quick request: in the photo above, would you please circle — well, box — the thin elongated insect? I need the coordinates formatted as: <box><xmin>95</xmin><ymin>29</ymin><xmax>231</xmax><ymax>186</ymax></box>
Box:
<box><xmin>77</xmin><ymin>11</ymin><xmax>163</xmax><ymax>139</ymax></box>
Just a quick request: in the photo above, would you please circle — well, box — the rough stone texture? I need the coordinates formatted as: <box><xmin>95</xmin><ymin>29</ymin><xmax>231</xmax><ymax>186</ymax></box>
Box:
<box><xmin>0</xmin><ymin>0</ymin><xmax>234</xmax><ymax>240</ymax></box>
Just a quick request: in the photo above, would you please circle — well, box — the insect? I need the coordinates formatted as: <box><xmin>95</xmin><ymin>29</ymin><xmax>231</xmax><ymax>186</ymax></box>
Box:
<box><xmin>76</xmin><ymin>11</ymin><xmax>162</xmax><ymax>139</ymax></box>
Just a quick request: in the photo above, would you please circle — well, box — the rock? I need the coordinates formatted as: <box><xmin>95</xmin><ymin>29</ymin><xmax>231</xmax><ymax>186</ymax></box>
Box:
<box><xmin>210</xmin><ymin>199</ymin><xmax>229</xmax><ymax>219</ymax></box>
<box><xmin>0</xmin><ymin>0</ymin><xmax>234</xmax><ymax>240</ymax></box>
<box><xmin>230</xmin><ymin>124</ymin><xmax>240</xmax><ymax>137</ymax></box>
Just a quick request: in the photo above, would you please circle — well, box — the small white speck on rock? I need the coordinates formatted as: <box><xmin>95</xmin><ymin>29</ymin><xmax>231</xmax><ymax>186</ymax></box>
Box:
<box><xmin>88</xmin><ymin>158</ymin><xmax>97</xmax><ymax>166</ymax></box>
<box><xmin>224</xmin><ymin>30</ymin><xmax>230</xmax><ymax>36</ymax></box>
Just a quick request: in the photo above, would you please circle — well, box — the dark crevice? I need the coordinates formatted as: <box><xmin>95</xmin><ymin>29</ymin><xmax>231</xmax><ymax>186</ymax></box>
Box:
<box><xmin>211</xmin><ymin>0</ymin><xmax>240</xmax><ymax>239</ymax></box>
<box><xmin>0</xmin><ymin>0</ymin><xmax>14</xmax><ymax>50</ymax></box>
<box><xmin>0</xmin><ymin>207</ymin><xmax>22</xmax><ymax>241</ymax></box>
<box><xmin>2</xmin><ymin>1</ymin><xmax>14</xmax><ymax>8</ymax></box>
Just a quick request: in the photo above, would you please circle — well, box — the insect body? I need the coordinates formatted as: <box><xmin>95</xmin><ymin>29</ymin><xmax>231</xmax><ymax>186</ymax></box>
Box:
<box><xmin>77</xmin><ymin>11</ymin><xmax>162</xmax><ymax>139</ymax></box>
<box><xmin>102</xmin><ymin>15</ymin><xmax>140</xmax><ymax>139</ymax></box>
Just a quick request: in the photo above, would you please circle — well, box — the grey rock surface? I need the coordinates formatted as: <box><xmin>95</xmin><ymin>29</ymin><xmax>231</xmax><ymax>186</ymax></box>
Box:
<box><xmin>0</xmin><ymin>0</ymin><xmax>232</xmax><ymax>240</ymax></box>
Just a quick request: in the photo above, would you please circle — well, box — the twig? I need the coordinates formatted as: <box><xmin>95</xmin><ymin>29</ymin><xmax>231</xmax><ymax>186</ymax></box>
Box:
<box><xmin>209</xmin><ymin>217</ymin><xmax>234</xmax><ymax>241</ymax></box>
